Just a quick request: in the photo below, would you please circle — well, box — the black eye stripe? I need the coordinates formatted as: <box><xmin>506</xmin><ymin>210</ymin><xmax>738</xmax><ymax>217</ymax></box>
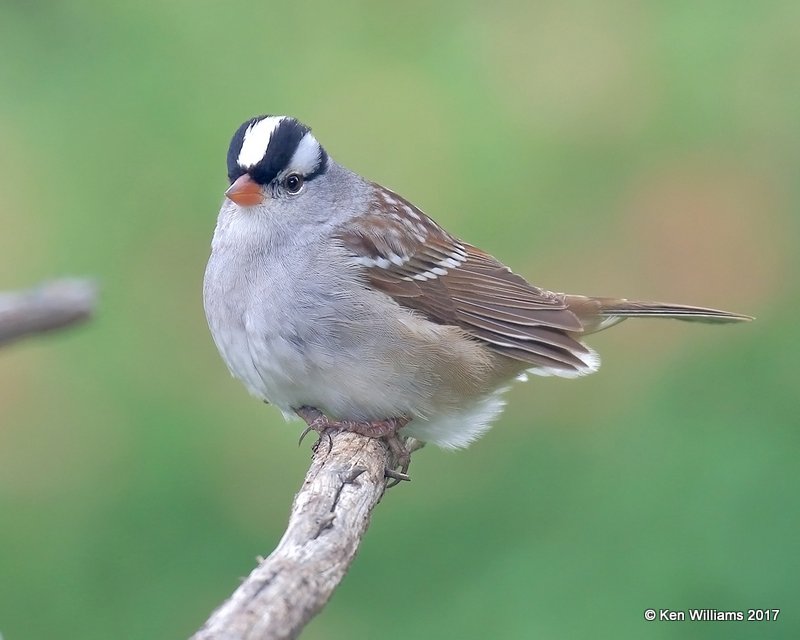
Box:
<box><xmin>306</xmin><ymin>146</ymin><xmax>328</xmax><ymax>182</ymax></box>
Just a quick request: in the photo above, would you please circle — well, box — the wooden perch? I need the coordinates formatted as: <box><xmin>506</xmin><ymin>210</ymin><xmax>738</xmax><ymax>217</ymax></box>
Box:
<box><xmin>192</xmin><ymin>431</ymin><xmax>398</xmax><ymax>640</ymax></box>
<box><xmin>0</xmin><ymin>278</ymin><xmax>97</xmax><ymax>346</ymax></box>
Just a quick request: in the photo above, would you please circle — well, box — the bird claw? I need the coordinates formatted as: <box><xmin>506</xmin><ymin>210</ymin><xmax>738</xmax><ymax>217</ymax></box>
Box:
<box><xmin>297</xmin><ymin>425</ymin><xmax>314</xmax><ymax>447</ymax></box>
<box><xmin>383</xmin><ymin>432</ymin><xmax>413</xmax><ymax>488</ymax></box>
<box><xmin>294</xmin><ymin>405</ymin><xmax>415</xmax><ymax>486</ymax></box>
<box><xmin>296</xmin><ymin>407</ymin><xmax>334</xmax><ymax>454</ymax></box>
<box><xmin>384</xmin><ymin>467</ymin><xmax>411</xmax><ymax>485</ymax></box>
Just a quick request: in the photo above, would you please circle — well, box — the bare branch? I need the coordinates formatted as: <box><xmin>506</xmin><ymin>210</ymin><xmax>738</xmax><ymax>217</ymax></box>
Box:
<box><xmin>192</xmin><ymin>431</ymin><xmax>395</xmax><ymax>640</ymax></box>
<box><xmin>0</xmin><ymin>278</ymin><xmax>97</xmax><ymax>347</ymax></box>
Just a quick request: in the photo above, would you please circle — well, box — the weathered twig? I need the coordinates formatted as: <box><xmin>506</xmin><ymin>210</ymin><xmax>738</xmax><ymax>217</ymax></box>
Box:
<box><xmin>0</xmin><ymin>278</ymin><xmax>97</xmax><ymax>346</ymax></box>
<box><xmin>192</xmin><ymin>431</ymin><xmax>396</xmax><ymax>640</ymax></box>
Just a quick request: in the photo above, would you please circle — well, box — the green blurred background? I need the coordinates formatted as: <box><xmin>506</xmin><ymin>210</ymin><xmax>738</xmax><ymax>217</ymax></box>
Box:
<box><xmin>1</xmin><ymin>1</ymin><xmax>797</xmax><ymax>638</ymax></box>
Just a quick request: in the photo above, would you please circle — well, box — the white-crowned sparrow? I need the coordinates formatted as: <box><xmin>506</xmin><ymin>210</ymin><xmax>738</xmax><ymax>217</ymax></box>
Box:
<box><xmin>203</xmin><ymin>115</ymin><xmax>750</xmax><ymax>457</ymax></box>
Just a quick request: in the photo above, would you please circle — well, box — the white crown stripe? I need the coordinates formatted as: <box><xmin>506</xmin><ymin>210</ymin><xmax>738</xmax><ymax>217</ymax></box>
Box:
<box><xmin>237</xmin><ymin>116</ymin><xmax>285</xmax><ymax>168</ymax></box>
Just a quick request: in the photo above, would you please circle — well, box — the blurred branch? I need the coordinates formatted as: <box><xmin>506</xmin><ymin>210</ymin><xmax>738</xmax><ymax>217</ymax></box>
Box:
<box><xmin>0</xmin><ymin>278</ymin><xmax>97</xmax><ymax>347</ymax></box>
<box><xmin>191</xmin><ymin>431</ymin><xmax>396</xmax><ymax>640</ymax></box>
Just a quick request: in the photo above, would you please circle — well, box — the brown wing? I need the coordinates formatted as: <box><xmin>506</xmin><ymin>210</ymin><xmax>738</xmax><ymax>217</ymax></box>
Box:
<box><xmin>335</xmin><ymin>185</ymin><xmax>599</xmax><ymax>376</ymax></box>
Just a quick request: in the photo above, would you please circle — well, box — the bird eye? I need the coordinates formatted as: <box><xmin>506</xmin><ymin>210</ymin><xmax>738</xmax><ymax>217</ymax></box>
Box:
<box><xmin>284</xmin><ymin>173</ymin><xmax>304</xmax><ymax>194</ymax></box>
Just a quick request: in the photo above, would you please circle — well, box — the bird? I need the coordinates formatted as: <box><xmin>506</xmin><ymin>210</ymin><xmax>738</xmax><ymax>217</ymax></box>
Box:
<box><xmin>203</xmin><ymin>115</ymin><xmax>750</xmax><ymax>477</ymax></box>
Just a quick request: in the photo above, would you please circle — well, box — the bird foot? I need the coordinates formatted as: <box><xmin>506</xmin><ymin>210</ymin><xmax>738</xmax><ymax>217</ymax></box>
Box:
<box><xmin>294</xmin><ymin>406</ymin><xmax>413</xmax><ymax>486</ymax></box>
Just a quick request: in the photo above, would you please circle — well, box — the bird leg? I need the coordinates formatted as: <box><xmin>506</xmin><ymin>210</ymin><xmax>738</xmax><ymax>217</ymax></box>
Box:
<box><xmin>294</xmin><ymin>406</ymin><xmax>413</xmax><ymax>486</ymax></box>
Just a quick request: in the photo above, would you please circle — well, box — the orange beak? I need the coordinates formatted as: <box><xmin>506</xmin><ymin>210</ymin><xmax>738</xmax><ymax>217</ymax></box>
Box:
<box><xmin>225</xmin><ymin>174</ymin><xmax>264</xmax><ymax>206</ymax></box>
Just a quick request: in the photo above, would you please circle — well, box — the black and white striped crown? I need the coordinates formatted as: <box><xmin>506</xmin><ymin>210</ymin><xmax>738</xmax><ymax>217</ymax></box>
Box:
<box><xmin>227</xmin><ymin>115</ymin><xmax>328</xmax><ymax>185</ymax></box>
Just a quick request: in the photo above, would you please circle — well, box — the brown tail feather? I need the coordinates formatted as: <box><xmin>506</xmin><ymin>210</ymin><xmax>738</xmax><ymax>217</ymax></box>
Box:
<box><xmin>565</xmin><ymin>295</ymin><xmax>753</xmax><ymax>334</ymax></box>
